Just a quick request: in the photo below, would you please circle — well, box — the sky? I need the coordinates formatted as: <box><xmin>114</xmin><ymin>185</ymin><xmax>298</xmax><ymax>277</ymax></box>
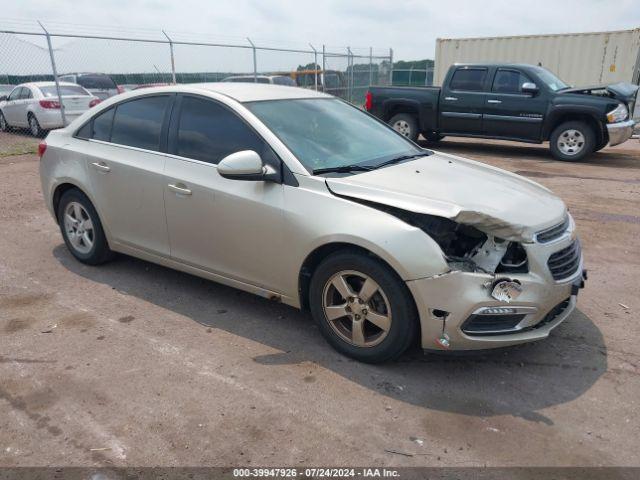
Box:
<box><xmin>2</xmin><ymin>0</ymin><xmax>640</xmax><ymax>62</ymax></box>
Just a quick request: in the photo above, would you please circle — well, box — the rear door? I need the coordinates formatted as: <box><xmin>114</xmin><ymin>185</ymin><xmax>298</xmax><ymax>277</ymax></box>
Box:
<box><xmin>483</xmin><ymin>68</ymin><xmax>546</xmax><ymax>141</ymax></box>
<box><xmin>80</xmin><ymin>94</ymin><xmax>173</xmax><ymax>255</ymax></box>
<box><xmin>163</xmin><ymin>94</ymin><xmax>286</xmax><ymax>291</ymax></box>
<box><xmin>439</xmin><ymin>66</ymin><xmax>488</xmax><ymax>135</ymax></box>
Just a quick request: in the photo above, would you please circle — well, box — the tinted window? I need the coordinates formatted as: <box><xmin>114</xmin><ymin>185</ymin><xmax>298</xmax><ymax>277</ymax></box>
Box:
<box><xmin>111</xmin><ymin>96</ymin><xmax>169</xmax><ymax>151</ymax></box>
<box><xmin>76</xmin><ymin>121</ymin><xmax>92</xmax><ymax>139</ymax></box>
<box><xmin>92</xmin><ymin>108</ymin><xmax>115</xmax><ymax>141</ymax></box>
<box><xmin>492</xmin><ymin>70</ymin><xmax>531</xmax><ymax>93</ymax></box>
<box><xmin>449</xmin><ymin>68</ymin><xmax>487</xmax><ymax>91</ymax></box>
<box><xmin>20</xmin><ymin>87</ymin><xmax>33</xmax><ymax>99</ymax></box>
<box><xmin>40</xmin><ymin>85</ymin><xmax>90</xmax><ymax>97</ymax></box>
<box><xmin>273</xmin><ymin>76</ymin><xmax>295</xmax><ymax>86</ymax></box>
<box><xmin>8</xmin><ymin>88</ymin><xmax>22</xmax><ymax>101</ymax></box>
<box><xmin>77</xmin><ymin>74</ymin><xmax>117</xmax><ymax>90</ymax></box>
<box><xmin>176</xmin><ymin>96</ymin><xmax>264</xmax><ymax>164</ymax></box>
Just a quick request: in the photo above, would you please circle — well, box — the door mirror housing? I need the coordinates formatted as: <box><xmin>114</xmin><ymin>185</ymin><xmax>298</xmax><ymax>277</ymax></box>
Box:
<box><xmin>521</xmin><ymin>82</ymin><xmax>539</xmax><ymax>95</ymax></box>
<box><xmin>0</xmin><ymin>95</ymin><xmax>7</xmax><ymax>102</ymax></box>
<box><xmin>218</xmin><ymin>150</ymin><xmax>268</xmax><ymax>181</ymax></box>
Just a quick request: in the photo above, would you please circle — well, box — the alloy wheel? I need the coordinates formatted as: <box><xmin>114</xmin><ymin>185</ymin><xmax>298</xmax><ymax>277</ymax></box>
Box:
<box><xmin>557</xmin><ymin>129</ymin><xmax>585</xmax><ymax>156</ymax></box>
<box><xmin>63</xmin><ymin>202</ymin><xmax>95</xmax><ymax>254</ymax></box>
<box><xmin>322</xmin><ymin>270</ymin><xmax>392</xmax><ymax>347</ymax></box>
<box><xmin>29</xmin><ymin>116</ymin><xmax>39</xmax><ymax>136</ymax></box>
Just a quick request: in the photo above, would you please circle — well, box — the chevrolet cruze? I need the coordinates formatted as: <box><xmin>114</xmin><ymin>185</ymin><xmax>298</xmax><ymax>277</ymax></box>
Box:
<box><xmin>39</xmin><ymin>83</ymin><xmax>586</xmax><ymax>363</ymax></box>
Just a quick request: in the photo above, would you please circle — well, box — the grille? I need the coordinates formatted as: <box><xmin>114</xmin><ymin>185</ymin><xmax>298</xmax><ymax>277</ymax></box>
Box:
<box><xmin>536</xmin><ymin>216</ymin><xmax>569</xmax><ymax>243</ymax></box>
<box><xmin>547</xmin><ymin>239</ymin><xmax>581</xmax><ymax>280</ymax></box>
<box><xmin>461</xmin><ymin>314</ymin><xmax>526</xmax><ymax>335</ymax></box>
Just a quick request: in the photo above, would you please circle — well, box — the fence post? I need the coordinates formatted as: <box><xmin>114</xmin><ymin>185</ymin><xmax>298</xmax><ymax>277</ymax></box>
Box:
<box><xmin>347</xmin><ymin>46</ymin><xmax>353</xmax><ymax>103</ymax></box>
<box><xmin>309</xmin><ymin>43</ymin><xmax>318</xmax><ymax>91</ymax></box>
<box><xmin>162</xmin><ymin>30</ymin><xmax>177</xmax><ymax>84</ymax></box>
<box><xmin>247</xmin><ymin>37</ymin><xmax>257</xmax><ymax>82</ymax></box>
<box><xmin>322</xmin><ymin>45</ymin><xmax>326</xmax><ymax>92</ymax></box>
<box><xmin>38</xmin><ymin>21</ymin><xmax>66</xmax><ymax>127</ymax></box>
<box><xmin>389</xmin><ymin>48</ymin><xmax>394</xmax><ymax>86</ymax></box>
<box><xmin>369</xmin><ymin>47</ymin><xmax>373</xmax><ymax>87</ymax></box>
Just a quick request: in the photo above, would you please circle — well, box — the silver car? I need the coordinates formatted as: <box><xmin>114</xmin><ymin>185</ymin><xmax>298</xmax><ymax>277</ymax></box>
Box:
<box><xmin>39</xmin><ymin>83</ymin><xmax>585</xmax><ymax>363</ymax></box>
<box><xmin>0</xmin><ymin>82</ymin><xmax>100</xmax><ymax>136</ymax></box>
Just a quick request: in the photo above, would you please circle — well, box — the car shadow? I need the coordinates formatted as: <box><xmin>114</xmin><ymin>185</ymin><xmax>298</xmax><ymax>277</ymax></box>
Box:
<box><xmin>419</xmin><ymin>138</ymin><xmax>640</xmax><ymax>169</ymax></box>
<box><xmin>53</xmin><ymin>245</ymin><xmax>607</xmax><ymax>424</ymax></box>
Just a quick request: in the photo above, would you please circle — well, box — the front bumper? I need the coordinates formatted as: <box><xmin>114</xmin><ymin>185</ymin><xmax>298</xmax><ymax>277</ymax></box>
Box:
<box><xmin>607</xmin><ymin>119</ymin><xmax>635</xmax><ymax>147</ymax></box>
<box><xmin>407</xmin><ymin>229</ymin><xmax>585</xmax><ymax>351</ymax></box>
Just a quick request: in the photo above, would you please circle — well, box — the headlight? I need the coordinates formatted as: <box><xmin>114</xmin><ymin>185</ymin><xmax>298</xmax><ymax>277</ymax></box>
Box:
<box><xmin>607</xmin><ymin>103</ymin><xmax>628</xmax><ymax>123</ymax></box>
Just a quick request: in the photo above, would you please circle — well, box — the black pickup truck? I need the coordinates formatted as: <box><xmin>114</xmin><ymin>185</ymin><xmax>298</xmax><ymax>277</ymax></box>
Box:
<box><xmin>365</xmin><ymin>63</ymin><xmax>638</xmax><ymax>161</ymax></box>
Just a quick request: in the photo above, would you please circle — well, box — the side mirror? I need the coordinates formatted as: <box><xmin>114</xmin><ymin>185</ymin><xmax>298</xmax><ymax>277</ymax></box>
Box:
<box><xmin>521</xmin><ymin>82</ymin><xmax>539</xmax><ymax>95</ymax></box>
<box><xmin>218</xmin><ymin>150</ymin><xmax>267</xmax><ymax>181</ymax></box>
<box><xmin>0</xmin><ymin>95</ymin><xmax>7</xmax><ymax>102</ymax></box>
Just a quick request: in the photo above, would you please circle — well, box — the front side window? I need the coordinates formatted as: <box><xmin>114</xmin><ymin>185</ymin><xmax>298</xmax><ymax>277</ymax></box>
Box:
<box><xmin>110</xmin><ymin>96</ymin><xmax>169</xmax><ymax>151</ymax></box>
<box><xmin>449</xmin><ymin>68</ymin><xmax>487</xmax><ymax>91</ymax></box>
<box><xmin>175</xmin><ymin>96</ymin><xmax>265</xmax><ymax>164</ymax></box>
<box><xmin>245</xmin><ymin>98</ymin><xmax>424</xmax><ymax>173</ymax></box>
<box><xmin>8</xmin><ymin>88</ymin><xmax>22</xmax><ymax>101</ymax></box>
<box><xmin>492</xmin><ymin>70</ymin><xmax>532</xmax><ymax>94</ymax></box>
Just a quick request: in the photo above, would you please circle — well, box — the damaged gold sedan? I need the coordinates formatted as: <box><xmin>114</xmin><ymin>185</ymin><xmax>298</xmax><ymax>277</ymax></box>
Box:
<box><xmin>39</xmin><ymin>83</ymin><xmax>585</xmax><ymax>363</ymax></box>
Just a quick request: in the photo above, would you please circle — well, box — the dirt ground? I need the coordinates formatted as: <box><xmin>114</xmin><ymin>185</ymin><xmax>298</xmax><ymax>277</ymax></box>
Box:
<box><xmin>1</xmin><ymin>129</ymin><xmax>639</xmax><ymax>468</ymax></box>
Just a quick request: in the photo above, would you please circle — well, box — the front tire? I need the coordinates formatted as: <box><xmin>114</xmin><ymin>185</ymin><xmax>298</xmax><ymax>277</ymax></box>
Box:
<box><xmin>549</xmin><ymin>121</ymin><xmax>595</xmax><ymax>161</ymax></box>
<box><xmin>57</xmin><ymin>189</ymin><xmax>114</xmax><ymax>265</ymax></box>
<box><xmin>28</xmin><ymin>113</ymin><xmax>44</xmax><ymax>137</ymax></box>
<box><xmin>309</xmin><ymin>251</ymin><xmax>418</xmax><ymax>363</ymax></box>
<box><xmin>0</xmin><ymin>111</ymin><xmax>8</xmax><ymax>132</ymax></box>
<box><xmin>389</xmin><ymin>113</ymin><xmax>419</xmax><ymax>142</ymax></box>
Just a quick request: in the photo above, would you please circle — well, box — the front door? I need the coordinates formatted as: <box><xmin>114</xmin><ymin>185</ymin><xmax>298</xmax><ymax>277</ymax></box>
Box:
<box><xmin>163</xmin><ymin>95</ymin><xmax>287</xmax><ymax>292</ymax></box>
<box><xmin>439</xmin><ymin>66</ymin><xmax>488</xmax><ymax>135</ymax></box>
<box><xmin>81</xmin><ymin>95</ymin><xmax>173</xmax><ymax>256</ymax></box>
<box><xmin>3</xmin><ymin>87</ymin><xmax>25</xmax><ymax>125</ymax></box>
<box><xmin>483</xmin><ymin>68</ymin><xmax>546</xmax><ymax>141</ymax></box>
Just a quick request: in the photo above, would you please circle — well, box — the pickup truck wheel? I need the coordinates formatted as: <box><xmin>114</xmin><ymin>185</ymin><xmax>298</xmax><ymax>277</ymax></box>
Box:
<box><xmin>389</xmin><ymin>114</ymin><xmax>419</xmax><ymax>142</ymax></box>
<box><xmin>550</xmin><ymin>121</ymin><xmax>595</xmax><ymax>161</ymax></box>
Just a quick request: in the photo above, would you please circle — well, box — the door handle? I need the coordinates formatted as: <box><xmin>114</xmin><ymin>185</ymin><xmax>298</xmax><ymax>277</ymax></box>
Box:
<box><xmin>168</xmin><ymin>183</ymin><xmax>192</xmax><ymax>196</ymax></box>
<box><xmin>444</xmin><ymin>96</ymin><xmax>458</xmax><ymax>101</ymax></box>
<box><xmin>91</xmin><ymin>161</ymin><xmax>111</xmax><ymax>172</ymax></box>
<box><xmin>487</xmin><ymin>99</ymin><xmax>502</xmax><ymax>104</ymax></box>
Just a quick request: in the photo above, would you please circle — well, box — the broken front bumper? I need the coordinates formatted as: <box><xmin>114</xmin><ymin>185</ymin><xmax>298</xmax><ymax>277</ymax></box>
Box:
<box><xmin>607</xmin><ymin>119</ymin><xmax>635</xmax><ymax>147</ymax></box>
<box><xmin>407</xmin><ymin>233</ymin><xmax>585</xmax><ymax>351</ymax></box>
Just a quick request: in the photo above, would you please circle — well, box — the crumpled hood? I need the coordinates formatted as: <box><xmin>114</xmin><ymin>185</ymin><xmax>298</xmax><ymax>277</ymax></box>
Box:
<box><xmin>325</xmin><ymin>152</ymin><xmax>567</xmax><ymax>242</ymax></box>
<box><xmin>561</xmin><ymin>82</ymin><xmax>639</xmax><ymax>104</ymax></box>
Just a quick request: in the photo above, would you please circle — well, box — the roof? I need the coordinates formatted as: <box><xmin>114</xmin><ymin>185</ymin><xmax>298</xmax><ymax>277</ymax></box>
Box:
<box><xmin>136</xmin><ymin>82</ymin><xmax>332</xmax><ymax>102</ymax></box>
<box><xmin>18</xmin><ymin>81</ymin><xmax>81</xmax><ymax>88</ymax></box>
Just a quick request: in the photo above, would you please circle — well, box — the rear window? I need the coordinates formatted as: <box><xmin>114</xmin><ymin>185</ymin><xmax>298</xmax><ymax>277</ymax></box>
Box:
<box><xmin>76</xmin><ymin>75</ymin><xmax>117</xmax><ymax>90</ymax></box>
<box><xmin>272</xmin><ymin>76</ymin><xmax>295</xmax><ymax>86</ymax></box>
<box><xmin>110</xmin><ymin>96</ymin><xmax>170</xmax><ymax>151</ymax></box>
<box><xmin>449</xmin><ymin>68</ymin><xmax>487</xmax><ymax>91</ymax></box>
<box><xmin>40</xmin><ymin>85</ymin><xmax>90</xmax><ymax>97</ymax></box>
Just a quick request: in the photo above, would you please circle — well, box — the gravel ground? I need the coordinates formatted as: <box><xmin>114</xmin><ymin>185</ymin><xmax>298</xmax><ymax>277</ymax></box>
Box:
<box><xmin>0</xmin><ymin>129</ymin><xmax>639</xmax><ymax>468</ymax></box>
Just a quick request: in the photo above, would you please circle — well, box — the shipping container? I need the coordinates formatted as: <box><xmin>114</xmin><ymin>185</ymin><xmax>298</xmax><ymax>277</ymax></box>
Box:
<box><xmin>434</xmin><ymin>28</ymin><xmax>640</xmax><ymax>89</ymax></box>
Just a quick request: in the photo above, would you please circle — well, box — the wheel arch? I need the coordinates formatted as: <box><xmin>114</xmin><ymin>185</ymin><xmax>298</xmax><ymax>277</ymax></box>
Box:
<box><xmin>382</xmin><ymin>99</ymin><xmax>420</xmax><ymax>122</ymax></box>
<box><xmin>544</xmin><ymin>110</ymin><xmax>606</xmax><ymax>146</ymax></box>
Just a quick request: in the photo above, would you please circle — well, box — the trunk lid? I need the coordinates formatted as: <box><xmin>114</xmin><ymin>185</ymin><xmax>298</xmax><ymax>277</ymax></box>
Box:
<box><xmin>325</xmin><ymin>152</ymin><xmax>567</xmax><ymax>242</ymax></box>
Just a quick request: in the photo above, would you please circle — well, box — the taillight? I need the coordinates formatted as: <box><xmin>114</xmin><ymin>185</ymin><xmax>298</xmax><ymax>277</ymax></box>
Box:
<box><xmin>89</xmin><ymin>98</ymin><xmax>101</xmax><ymax>108</ymax></box>
<box><xmin>39</xmin><ymin>99</ymin><xmax>61</xmax><ymax>109</ymax></box>
<box><xmin>364</xmin><ymin>91</ymin><xmax>372</xmax><ymax>111</ymax></box>
<box><xmin>38</xmin><ymin>141</ymin><xmax>47</xmax><ymax>159</ymax></box>
<box><xmin>117</xmin><ymin>85</ymin><xmax>125</xmax><ymax>94</ymax></box>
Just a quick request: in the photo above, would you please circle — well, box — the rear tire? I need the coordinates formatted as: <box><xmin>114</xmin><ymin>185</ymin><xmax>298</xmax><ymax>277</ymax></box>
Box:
<box><xmin>389</xmin><ymin>113</ymin><xmax>419</xmax><ymax>142</ymax></box>
<box><xmin>28</xmin><ymin>113</ymin><xmax>44</xmax><ymax>137</ymax></box>
<box><xmin>57</xmin><ymin>188</ymin><xmax>114</xmax><ymax>265</ymax></box>
<box><xmin>309</xmin><ymin>251</ymin><xmax>418</xmax><ymax>363</ymax></box>
<box><xmin>549</xmin><ymin>121</ymin><xmax>595</xmax><ymax>161</ymax></box>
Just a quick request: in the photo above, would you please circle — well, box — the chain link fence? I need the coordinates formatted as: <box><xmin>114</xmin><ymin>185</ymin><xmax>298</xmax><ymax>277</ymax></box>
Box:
<box><xmin>0</xmin><ymin>20</ymin><xmax>394</xmax><ymax>127</ymax></box>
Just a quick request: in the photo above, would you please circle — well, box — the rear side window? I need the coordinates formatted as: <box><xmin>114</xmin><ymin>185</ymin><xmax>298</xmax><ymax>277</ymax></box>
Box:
<box><xmin>40</xmin><ymin>85</ymin><xmax>90</xmax><ymax>97</ymax></box>
<box><xmin>449</xmin><ymin>68</ymin><xmax>487</xmax><ymax>91</ymax></box>
<box><xmin>20</xmin><ymin>87</ymin><xmax>33</xmax><ymax>99</ymax></box>
<box><xmin>92</xmin><ymin>108</ymin><xmax>115</xmax><ymax>141</ymax></box>
<box><xmin>111</xmin><ymin>96</ymin><xmax>169</xmax><ymax>151</ymax></box>
<box><xmin>492</xmin><ymin>70</ymin><xmax>531</xmax><ymax>93</ymax></box>
<box><xmin>77</xmin><ymin>75</ymin><xmax>117</xmax><ymax>90</ymax></box>
<box><xmin>175</xmin><ymin>96</ymin><xmax>265</xmax><ymax>164</ymax></box>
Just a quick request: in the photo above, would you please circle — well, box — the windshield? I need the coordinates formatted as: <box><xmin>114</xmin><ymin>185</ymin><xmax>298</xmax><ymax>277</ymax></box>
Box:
<box><xmin>532</xmin><ymin>67</ymin><xmax>569</xmax><ymax>91</ymax></box>
<box><xmin>245</xmin><ymin>98</ymin><xmax>424</xmax><ymax>173</ymax></box>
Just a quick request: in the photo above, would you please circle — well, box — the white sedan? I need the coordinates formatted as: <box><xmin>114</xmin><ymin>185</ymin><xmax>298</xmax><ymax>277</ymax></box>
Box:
<box><xmin>0</xmin><ymin>81</ymin><xmax>100</xmax><ymax>136</ymax></box>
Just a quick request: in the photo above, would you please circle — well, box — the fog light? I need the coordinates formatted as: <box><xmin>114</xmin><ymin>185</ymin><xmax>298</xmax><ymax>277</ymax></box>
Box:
<box><xmin>479</xmin><ymin>307</ymin><xmax>519</xmax><ymax>315</ymax></box>
<box><xmin>491</xmin><ymin>279</ymin><xmax>523</xmax><ymax>303</ymax></box>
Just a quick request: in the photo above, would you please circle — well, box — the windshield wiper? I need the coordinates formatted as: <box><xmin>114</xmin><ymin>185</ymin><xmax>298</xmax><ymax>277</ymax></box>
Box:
<box><xmin>366</xmin><ymin>153</ymin><xmax>427</xmax><ymax>170</ymax></box>
<box><xmin>312</xmin><ymin>164</ymin><xmax>374</xmax><ymax>175</ymax></box>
